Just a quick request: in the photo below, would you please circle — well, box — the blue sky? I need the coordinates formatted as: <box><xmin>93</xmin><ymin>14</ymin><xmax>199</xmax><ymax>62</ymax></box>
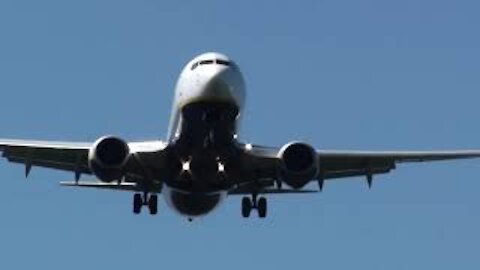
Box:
<box><xmin>0</xmin><ymin>0</ymin><xmax>479</xmax><ymax>269</ymax></box>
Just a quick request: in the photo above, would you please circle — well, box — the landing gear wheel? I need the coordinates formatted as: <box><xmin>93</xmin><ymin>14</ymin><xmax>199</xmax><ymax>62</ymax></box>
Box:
<box><xmin>148</xmin><ymin>194</ymin><xmax>158</xmax><ymax>215</ymax></box>
<box><xmin>257</xmin><ymin>197</ymin><xmax>267</xmax><ymax>218</ymax></box>
<box><xmin>133</xmin><ymin>193</ymin><xmax>142</xmax><ymax>214</ymax></box>
<box><xmin>241</xmin><ymin>197</ymin><xmax>252</xmax><ymax>218</ymax></box>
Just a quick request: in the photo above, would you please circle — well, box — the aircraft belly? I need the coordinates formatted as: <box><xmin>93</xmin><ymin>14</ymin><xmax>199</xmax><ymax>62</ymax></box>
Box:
<box><xmin>161</xmin><ymin>101</ymin><xmax>243</xmax><ymax>217</ymax></box>
<box><xmin>163</xmin><ymin>185</ymin><xmax>227</xmax><ymax>217</ymax></box>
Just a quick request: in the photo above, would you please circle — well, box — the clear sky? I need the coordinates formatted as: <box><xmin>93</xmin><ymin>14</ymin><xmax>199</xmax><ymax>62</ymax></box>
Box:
<box><xmin>0</xmin><ymin>0</ymin><xmax>479</xmax><ymax>269</ymax></box>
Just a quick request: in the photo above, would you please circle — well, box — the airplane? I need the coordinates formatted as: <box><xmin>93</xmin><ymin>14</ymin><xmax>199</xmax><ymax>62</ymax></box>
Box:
<box><xmin>1</xmin><ymin>51</ymin><xmax>480</xmax><ymax>220</ymax></box>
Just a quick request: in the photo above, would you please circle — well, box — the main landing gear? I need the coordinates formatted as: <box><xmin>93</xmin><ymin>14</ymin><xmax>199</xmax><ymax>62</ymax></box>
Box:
<box><xmin>133</xmin><ymin>193</ymin><xmax>158</xmax><ymax>215</ymax></box>
<box><xmin>241</xmin><ymin>195</ymin><xmax>267</xmax><ymax>218</ymax></box>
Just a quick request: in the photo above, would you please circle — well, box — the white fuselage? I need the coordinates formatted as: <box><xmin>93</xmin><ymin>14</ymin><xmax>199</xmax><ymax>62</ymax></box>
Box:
<box><xmin>162</xmin><ymin>52</ymin><xmax>247</xmax><ymax>218</ymax></box>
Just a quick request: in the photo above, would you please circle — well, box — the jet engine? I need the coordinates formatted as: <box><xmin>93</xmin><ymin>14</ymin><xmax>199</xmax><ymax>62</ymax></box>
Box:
<box><xmin>278</xmin><ymin>142</ymin><xmax>318</xmax><ymax>189</ymax></box>
<box><xmin>88</xmin><ymin>136</ymin><xmax>130</xmax><ymax>182</ymax></box>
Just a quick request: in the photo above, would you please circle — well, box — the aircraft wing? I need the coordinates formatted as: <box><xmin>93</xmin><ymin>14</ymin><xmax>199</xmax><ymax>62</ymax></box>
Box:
<box><xmin>0</xmin><ymin>139</ymin><xmax>92</xmax><ymax>177</ymax></box>
<box><xmin>241</xmin><ymin>143</ymin><xmax>480</xmax><ymax>188</ymax></box>
<box><xmin>316</xmin><ymin>150</ymin><xmax>480</xmax><ymax>180</ymax></box>
<box><xmin>0</xmin><ymin>139</ymin><xmax>167</xmax><ymax>182</ymax></box>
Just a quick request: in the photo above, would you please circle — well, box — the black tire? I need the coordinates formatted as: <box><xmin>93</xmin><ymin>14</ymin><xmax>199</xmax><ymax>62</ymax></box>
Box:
<box><xmin>133</xmin><ymin>193</ymin><xmax>142</xmax><ymax>214</ymax></box>
<box><xmin>258</xmin><ymin>197</ymin><xmax>267</xmax><ymax>218</ymax></box>
<box><xmin>241</xmin><ymin>197</ymin><xmax>252</xmax><ymax>218</ymax></box>
<box><xmin>148</xmin><ymin>195</ymin><xmax>158</xmax><ymax>215</ymax></box>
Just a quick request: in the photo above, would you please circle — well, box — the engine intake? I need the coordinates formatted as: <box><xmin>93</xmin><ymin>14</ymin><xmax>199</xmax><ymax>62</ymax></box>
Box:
<box><xmin>88</xmin><ymin>136</ymin><xmax>130</xmax><ymax>182</ymax></box>
<box><xmin>278</xmin><ymin>142</ymin><xmax>318</xmax><ymax>189</ymax></box>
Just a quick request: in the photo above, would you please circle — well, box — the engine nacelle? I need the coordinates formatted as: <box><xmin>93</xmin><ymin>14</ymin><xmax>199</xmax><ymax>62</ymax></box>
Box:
<box><xmin>88</xmin><ymin>136</ymin><xmax>130</xmax><ymax>182</ymax></box>
<box><xmin>278</xmin><ymin>142</ymin><xmax>318</xmax><ymax>189</ymax></box>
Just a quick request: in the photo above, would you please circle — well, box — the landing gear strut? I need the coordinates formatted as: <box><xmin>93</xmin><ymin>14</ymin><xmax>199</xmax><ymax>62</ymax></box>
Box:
<box><xmin>133</xmin><ymin>193</ymin><xmax>158</xmax><ymax>215</ymax></box>
<box><xmin>133</xmin><ymin>193</ymin><xmax>142</xmax><ymax>214</ymax></box>
<box><xmin>241</xmin><ymin>197</ymin><xmax>252</xmax><ymax>218</ymax></box>
<box><xmin>241</xmin><ymin>194</ymin><xmax>267</xmax><ymax>218</ymax></box>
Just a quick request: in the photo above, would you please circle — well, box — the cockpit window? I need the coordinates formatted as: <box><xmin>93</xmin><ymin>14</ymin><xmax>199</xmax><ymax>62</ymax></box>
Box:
<box><xmin>216</xmin><ymin>59</ymin><xmax>230</xmax><ymax>66</ymax></box>
<box><xmin>191</xmin><ymin>62</ymin><xmax>199</xmax><ymax>70</ymax></box>
<box><xmin>199</xmin><ymin>60</ymin><xmax>214</xmax><ymax>65</ymax></box>
<box><xmin>191</xmin><ymin>58</ymin><xmax>232</xmax><ymax>70</ymax></box>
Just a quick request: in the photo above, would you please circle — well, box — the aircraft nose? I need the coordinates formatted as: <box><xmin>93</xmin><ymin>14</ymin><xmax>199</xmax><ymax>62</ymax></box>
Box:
<box><xmin>192</xmin><ymin>60</ymin><xmax>245</xmax><ymax>107</ymax></box>
<box><xmin>203</xmin><ymin>66</ymin><xmax>236</xmax><ymax>99</ymax></box>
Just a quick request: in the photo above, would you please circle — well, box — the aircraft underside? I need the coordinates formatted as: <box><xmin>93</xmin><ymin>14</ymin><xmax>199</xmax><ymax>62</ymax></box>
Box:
<box><xmin>132</xmin><ymin>101</ymin><xmax>267</xmax><ymax>218</ymax></box>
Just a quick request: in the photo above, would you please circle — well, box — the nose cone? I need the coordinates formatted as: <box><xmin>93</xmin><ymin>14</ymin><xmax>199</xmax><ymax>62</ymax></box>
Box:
<box><xmin>203</xmin><ymin>66</ymin><xmax>236</xmax><ymax>98</ymax></box>
<box><xmin>177</xmin><ymin>52</ymin><xmax>246</xmax><ymax>108</ymax></box>
<box><xmin>198</xmin><ymin>62</ymin><xmax>245</xmax><ymax>107</ymax></box>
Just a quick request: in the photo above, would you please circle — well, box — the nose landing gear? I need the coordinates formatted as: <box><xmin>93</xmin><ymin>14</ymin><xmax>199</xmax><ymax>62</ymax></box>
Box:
<box><xmin>241</xmin><ymin>194</ymin><xmax>267</xmax><ymax>218</ymax></box>
<box><xmin>133</xmin><ymin>192</ymin><xmax>158</xmax><ymax>215</ymax></box>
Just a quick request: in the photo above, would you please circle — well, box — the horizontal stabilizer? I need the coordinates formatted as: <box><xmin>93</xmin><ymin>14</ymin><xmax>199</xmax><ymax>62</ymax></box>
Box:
<box><xmin>229</xmin><ymin>188</ymin><xmax>318</xmax><ymax>195</ymax></box>
<box><xmin>60</xmin><ymin>181</ymin><xmax>139</xmax><ymax>192</ymax></box>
